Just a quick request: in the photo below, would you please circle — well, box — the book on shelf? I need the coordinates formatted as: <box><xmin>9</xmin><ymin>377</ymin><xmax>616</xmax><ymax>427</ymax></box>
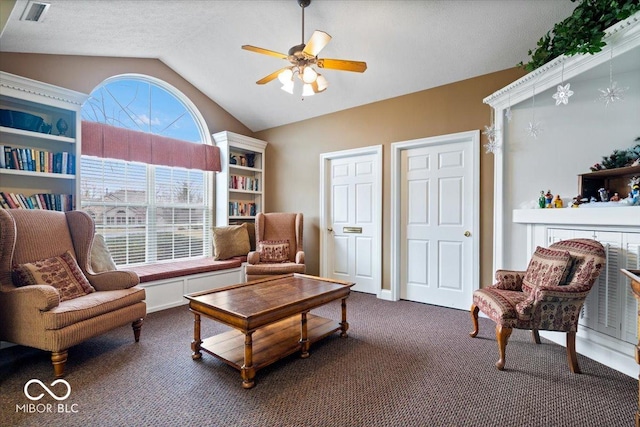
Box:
<box><xmin>0</xmin><ymin>192</ymin><xmax>73</xmax><ymax>211</ymax></box>
<box><xmin>0</xmin><ymin>145</ymin><xmax>74</xmax><ymax>174</ymax></box>
<box><xmin>228</xmin><ymin>201</ymin><xmax>257</xmax><ymax>217</ymax></box>
<box><xmin>229</xmin><ymin>175</ymin><xmax>259</xmax><ymax>191</ymax></box>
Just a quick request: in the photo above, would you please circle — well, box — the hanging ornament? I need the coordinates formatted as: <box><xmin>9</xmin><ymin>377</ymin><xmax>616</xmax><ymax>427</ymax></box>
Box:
<box><xmin>598</xmin><ymin>46</ymin><xmax>628</xmax><ymax>107</ymax></box>
<box><xmin>482</xmin><ymin>108</ymin><xmax>500</xmax><ymax>154</ymax></box>
<box><xmin>526</xmin><ymin>83</ymin><xmax>542</xmax><ymax>139</ymax></box>
<box><xmin>505</xmin><ymin>90</ymin><xmax>513</xmax><ymax>122</ymax></box>
<box><xmin>482</xmin><ymin>124</ymin><xmax>498</xmax><ymax>143</ymax></box>
<box><xmin>552</xmin><ymin>61</ymin><xmax>574</xmax><ymax>106</ymax></box>
<box><xmin>483</xmin><ymin>139</ymin><xmax>500</xmax><ymax>154</ymax></box>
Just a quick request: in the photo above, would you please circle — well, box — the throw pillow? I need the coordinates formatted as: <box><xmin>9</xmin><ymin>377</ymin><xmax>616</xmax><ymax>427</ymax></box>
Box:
<box><xmin>212</xmin><ymin>224</ymin><xmax>251</xmax><ymax>260</ymax></box>
<box><xmin>258</xmin><ymin>240</ymin><xmax>290</xmax><ymax>263</ymax></box>
<box><xmin>521</xmin><ymin>246</ymin><xmax>571</xmax><ymax>294</ymax></box>
<box><xmin>245</xmin><ymin>222</ymin><xmax>256</xmax><ymax>251</ymax></box>
<box><xmin>12</xmin><ymin>251</ymin><xmax>96</xmax><ymax>301</ymax></box>
<box><xmin>91</xmin><ymin>234</ymin><xmax>117</xmax><ymax>273</ymax></box>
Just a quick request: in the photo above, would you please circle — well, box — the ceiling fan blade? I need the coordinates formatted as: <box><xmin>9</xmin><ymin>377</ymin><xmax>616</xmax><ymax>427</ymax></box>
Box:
<box><xmin>242</xmin><ymin>45</ymin><xmax>288</xmax><ymax>60</ymax></box>
<box><xmin>317</xmin><ymin>58</ymin><xmax>367</xmax><ymax>73</ymax></box>
<box><xmin>256</xmin><ymin>68</ymin><xmax>289</xmax><ymax>85</ymax></box>
<box><xmin>302</xmin><ymin>30</ymin><xmax>331</xmax><ymax>57</ymax></box>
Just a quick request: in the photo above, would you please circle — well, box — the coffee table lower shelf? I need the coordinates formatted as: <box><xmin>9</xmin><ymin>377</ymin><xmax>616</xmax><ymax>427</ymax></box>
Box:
<box><xmin>200</xmin><ymin>313</ymin><xmax>339</xmax><ymax>372</ymax></box>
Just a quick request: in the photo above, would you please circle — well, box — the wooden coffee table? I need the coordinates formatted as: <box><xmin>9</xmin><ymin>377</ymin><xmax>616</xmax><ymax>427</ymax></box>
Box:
<box><xmin>184</xmin><ymin>273</ymin><xmax>355</xmax><ymax>388</ymax></box>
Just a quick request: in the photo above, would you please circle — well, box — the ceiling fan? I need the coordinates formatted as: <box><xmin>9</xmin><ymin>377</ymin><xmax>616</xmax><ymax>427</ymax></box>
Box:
<box><xmin>241</xmin><ymin>0</ymin><xmax>367</xmax><ymax>96</ymax></box>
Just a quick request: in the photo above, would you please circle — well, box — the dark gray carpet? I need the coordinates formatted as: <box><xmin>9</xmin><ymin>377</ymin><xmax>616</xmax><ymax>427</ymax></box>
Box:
<box><xmin>1</xmin><ymin>292</ymin><xmax>636</xmax><ymax>427</ymax></box>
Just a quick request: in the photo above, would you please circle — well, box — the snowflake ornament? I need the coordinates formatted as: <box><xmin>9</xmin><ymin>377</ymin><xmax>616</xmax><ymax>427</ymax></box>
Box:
<box><xmin>525</xmin><ymin>121</ymin><xmax>542</xmax><ymax>139</ymax></box>
<box><xmin>482</xmin><ymin>124</ymin><xmax>498</xmax><ymax>143</ymax></box>
<box><xmin>552</xmin><ymin>83</ymin><xmax>574</xmax><ymax>105</ymax></box>
<box><xmin>483</xmin><ymin>140</ymin><xmax>500</xmax><ymax>154</ymax></box>
<box><xmin>598</xmin><ymin>81</ymin><xmax>627</xmax><ymax>107</ymax></box>
<box><xmin>505</xmin><ymin>107</ymin><xmax>513</xmax><ymax>122</ymax></box>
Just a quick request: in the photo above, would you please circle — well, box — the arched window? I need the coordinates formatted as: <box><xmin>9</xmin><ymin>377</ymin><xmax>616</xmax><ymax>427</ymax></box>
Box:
<box><xmin>80</xmin><ymin>74</ymin><xmax>215</xmax><ymax>265</ymax></box>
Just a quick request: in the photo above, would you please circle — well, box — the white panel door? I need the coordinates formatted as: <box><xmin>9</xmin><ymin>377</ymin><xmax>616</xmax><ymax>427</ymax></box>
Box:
<box><xmin>325</xmin><ymin>152</ymin><xmax>379</xmax><ymax>294</ymax></box>
<box><xmin>400</xmin><ymin>140</ymin><xmax>474</xmax><ymax>309</ymax></box>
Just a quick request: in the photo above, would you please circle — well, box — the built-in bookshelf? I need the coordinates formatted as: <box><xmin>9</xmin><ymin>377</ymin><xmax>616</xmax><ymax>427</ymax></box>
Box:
<box><xmin>213</xmin><ymin>131</ymin><xmax>267</xmax><ymax>226</ymax></box>
<box><xmin>0</xmin><ymin>72</ymin><xmax>88</xmax><ymax>211</ymax></box>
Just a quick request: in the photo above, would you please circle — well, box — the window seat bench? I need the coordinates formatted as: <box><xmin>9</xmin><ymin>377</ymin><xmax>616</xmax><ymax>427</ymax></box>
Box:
<box><xmin>126</xmin><ymin>257</ymin><xmax>247</xmax><ymax>313</ymax></box>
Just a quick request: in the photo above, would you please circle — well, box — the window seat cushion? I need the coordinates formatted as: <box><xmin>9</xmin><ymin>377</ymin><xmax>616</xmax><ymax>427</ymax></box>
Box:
<box><xmin>127</xmin><ymin>257</ymin><xmax>243</xmax><ymax>283</ymax></box>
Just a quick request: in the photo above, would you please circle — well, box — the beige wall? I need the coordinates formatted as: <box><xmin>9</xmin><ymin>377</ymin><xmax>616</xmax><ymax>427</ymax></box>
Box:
<box><xmin>0</xmin><ymin>53</ymin><xmax>252</xmax><ymax>137</ymax></box>
<box><xmin>1</xmin><ymin>52</ymin><xmax>525</xmax><ymax>288</ymax></box>
<box><xmin>255</xmin><ymin>68</ymin><xmax>525</xmax><ymax>288</ymax></box>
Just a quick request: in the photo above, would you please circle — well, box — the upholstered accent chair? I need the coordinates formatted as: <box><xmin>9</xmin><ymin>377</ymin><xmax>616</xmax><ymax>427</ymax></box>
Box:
<box><xmin>470</xmin><ymin>238</ymin><xmax>605</xmax><ymax>373</ymax></box>
<box><xmin>0</xmin><ymin>209</ymin><xmax>146</xmax><ymax>378</ymax></box>
<box><xmin>245</xmin><ymin>212</ymin><xmax>305</xmax><ymax>281</ymax></box>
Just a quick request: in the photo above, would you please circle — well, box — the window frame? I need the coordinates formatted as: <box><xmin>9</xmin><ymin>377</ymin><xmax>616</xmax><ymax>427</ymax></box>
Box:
<box><xmin>80</xmin><ymin>74</ymin><xmax>214</xmax><ymax>266</ymax></box>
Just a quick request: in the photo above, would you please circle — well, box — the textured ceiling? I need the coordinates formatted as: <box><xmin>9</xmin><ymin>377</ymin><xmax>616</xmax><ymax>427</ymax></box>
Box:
<box><xmin>0</xmin><ymin>0</ymin><xmax>577</xmax><ymax>132</ymax></box>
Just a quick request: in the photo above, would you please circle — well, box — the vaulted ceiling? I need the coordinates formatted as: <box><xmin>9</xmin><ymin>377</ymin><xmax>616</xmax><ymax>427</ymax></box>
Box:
<box><xmin>0</xmin><ymin>0</ymin><xmax>577</xmax><ymax>132</ymax></box>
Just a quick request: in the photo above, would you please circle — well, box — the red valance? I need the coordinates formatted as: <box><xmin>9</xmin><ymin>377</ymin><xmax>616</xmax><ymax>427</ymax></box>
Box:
<box><xmin>81</xmin><ymin>121</ymin><xmax>221</xmax><ymax>172</ymax></box>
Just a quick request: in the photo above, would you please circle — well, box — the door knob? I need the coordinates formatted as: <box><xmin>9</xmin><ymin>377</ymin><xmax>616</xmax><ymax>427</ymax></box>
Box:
<box><xmin>328</xmin><ymin>227</ymin><xmax>333</xmax><ymax>232</ymax></box>
<box><xmin>464</xmin><ymin>231</ymin><xmax>471</xmax><ymax>237</ymax></box>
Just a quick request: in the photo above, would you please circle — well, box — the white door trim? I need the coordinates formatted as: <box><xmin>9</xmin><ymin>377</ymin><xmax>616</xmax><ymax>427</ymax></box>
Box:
<box><xmin>389</xmin><ymin>130</ymin><xmax>480</xmax><ymax>302</ymax></box>
<box><xmin>319</xmin><ymin>145</ymin><xmax>383</xmax><ymax>297</ymax></box>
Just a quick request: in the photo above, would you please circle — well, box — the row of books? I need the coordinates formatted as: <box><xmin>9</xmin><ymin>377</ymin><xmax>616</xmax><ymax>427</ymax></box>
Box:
<box><xmin>1</xmin><ymin>145</ymin><xmax>75</xmax><ymax>174</ymax></box>
<box><xmin>229</xmin><ymin>202</ymin><xmax>257</xmax><ymax>217</ymax></box>
<box><xmin>229</xmin><ymin>175</ymin><xmax>259</xmax><ymax>192</ymax></box>
<box><xmin>0</xmin><ymin>192</ymin><xmax>74</xmax><ymax>212</ymax></box>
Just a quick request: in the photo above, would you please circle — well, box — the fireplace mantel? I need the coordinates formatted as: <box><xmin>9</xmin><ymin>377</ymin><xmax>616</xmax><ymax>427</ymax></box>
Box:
<box><xmin>513</xmin><ymin>207</ymin><xmax>640</xmax><ymax>228</ymax></box>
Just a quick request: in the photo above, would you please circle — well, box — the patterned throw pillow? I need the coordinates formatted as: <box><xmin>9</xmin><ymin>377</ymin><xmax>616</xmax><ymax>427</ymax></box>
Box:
<box><xmin>521</xmin><ymin>246</ymin><xmax>572</xmax><ymax>294</ymax></box>
<box><xmin>212</xmin><ymin>224</ymin><xmax>251</xmax><ymax>260</ymax></box>
<box><xmin>12</xmin><ymin>251</ymin><xmax>96</xmax><ymax>301</ymax></box>
<box><xmin>258</xmin><ymin>240</ymin><xmax>290</xmax><ymax>263</ymax></box>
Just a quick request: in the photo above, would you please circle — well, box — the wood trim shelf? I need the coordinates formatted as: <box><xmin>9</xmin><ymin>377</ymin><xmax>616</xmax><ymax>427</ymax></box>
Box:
<box><xmin>0</xmin><ymin>169</ymin><xmax>75</xmax><ymax>179</ymax></box>
<box><xmin>200</xmin><ymin>314</ymin><xmax>339</xmax><ymax>371</ymax></box>
<box><xmin>0</xmin><ymin>126</ymin><xmax>76</xmax><ymax>143</ymax></box>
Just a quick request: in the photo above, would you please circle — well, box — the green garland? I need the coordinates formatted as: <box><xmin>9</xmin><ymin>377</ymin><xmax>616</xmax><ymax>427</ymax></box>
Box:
<box><xmin>518</xmin><ymin>0</ymin><xmax>640</xmax><ymax>72</ymax></box>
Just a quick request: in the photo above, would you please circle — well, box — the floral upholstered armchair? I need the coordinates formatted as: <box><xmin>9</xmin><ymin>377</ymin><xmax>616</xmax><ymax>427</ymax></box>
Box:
<box><xmin>470</xmin><ymin>238</ymin><xmax>605</xmax><ymax>373</ymax></box>
<box><xmin>0</xmin><ymin>209</ymin><xmax>146</xmax><ymax>378</ymax></box>
<box><xmin>245</xmin><ymin>212</ymin><xmax>305</xmax><ymax>281</ymax></box>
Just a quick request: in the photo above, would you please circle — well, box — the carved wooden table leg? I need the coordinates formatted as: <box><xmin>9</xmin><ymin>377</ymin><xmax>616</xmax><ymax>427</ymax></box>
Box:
<box><xmin>241</xmin><ymin>332</ymin><xmax>255</xmax><ymax>389</ymax></box>
<box><xmin>191</xmin><ymin>312</ymin><xmax>202</xmax><ymax>360</ymax></box>
<box><xmin>300</xmin><ymin>312</ymin><xmax>310</xmax><ymax>358</ymax></box>
<box><xmin>340</xmin><ymin>297</ymin><xmax>349</xmax><ymax>337</ymax></box>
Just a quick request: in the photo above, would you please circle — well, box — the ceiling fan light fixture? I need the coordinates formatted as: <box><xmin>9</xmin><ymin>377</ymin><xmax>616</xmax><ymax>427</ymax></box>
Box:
<box><xmin>302</xmin><ymin>66</ymin><xmax>318</xmax><ymax>84</ymax></box>
<box><xmin>302</xmin><ymin>83</ymin><xmax>315</xmax><ymax>97</ymax></box>
<box><xmin>281</xmin><ymin>80</ymin><xmax>295</xmax><ymax>94</ymax></box>
<box><xmin>278</xmin><ymin>68</ymin><xmax>294</xmax><ymax>85</ymax></box>
<box><xmin>316</xmin><ymin>74</ymin><xmax>328</xmax><ymax>92</ymax></box>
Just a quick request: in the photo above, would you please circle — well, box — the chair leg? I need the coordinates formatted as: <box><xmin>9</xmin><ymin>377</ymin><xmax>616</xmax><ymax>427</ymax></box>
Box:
<box><xmin>531</xmin><ymin>329</ymin><xmax>541</xmax><ymax>344</ymax></box>
<box><xmin>51</xmin><ymin>350</ymin><xmax>68</xmax><ymax>378</ymax></box>
<box><xmin>495</xmin><ymin>325</ymin><xmax>512</xmax><ymax>371</ymax></box>
<box><xmin>566</xmin><ymin>331</ymin><xmax>581</xmax><ymax>374</ymax></box>
<box><xmin>469</xmin><ymin>304</ymin><xmax>479</xmax><ymax>337</ymax></box>
<box><xmin>132</xmin><ymin>318</ymin><xmax>143</xmax><ymax>342</ymax></box>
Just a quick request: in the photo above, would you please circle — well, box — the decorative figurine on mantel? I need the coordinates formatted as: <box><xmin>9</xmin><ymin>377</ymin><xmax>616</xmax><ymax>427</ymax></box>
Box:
<box><xmin>545</xmin><ymin>190</ymin><xmax>553</xmax><ymax>208</ymax></box>
<box><xmin>598</xmin><ymin>187</ymin><xmax>609</xmax><ymax>202</ymax></box>
<box><xmin>554</xmin><ymin>194</ymin><xmax>563</xmax><ymax>208</ymax></box>
<box><xmin>610</xmin><ymin>192</ymin><xmax>621</xmax><ymax>202</ymax></box>
<box><xmin>571</xmin><ymin>196</ymin><xmax>581</xmax><ymax>208</ymax></box>
<box><xmin>538</xmin><ymin>191</ymin><xmax>546</xmax><ymax>209</ymax></box>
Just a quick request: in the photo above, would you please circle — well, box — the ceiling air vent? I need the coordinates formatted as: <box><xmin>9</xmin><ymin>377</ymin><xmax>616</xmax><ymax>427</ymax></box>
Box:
<box><xmin>20</xmin><ymin>1</ymin><xmax>51</xmax><ymax>22</ymax></box>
